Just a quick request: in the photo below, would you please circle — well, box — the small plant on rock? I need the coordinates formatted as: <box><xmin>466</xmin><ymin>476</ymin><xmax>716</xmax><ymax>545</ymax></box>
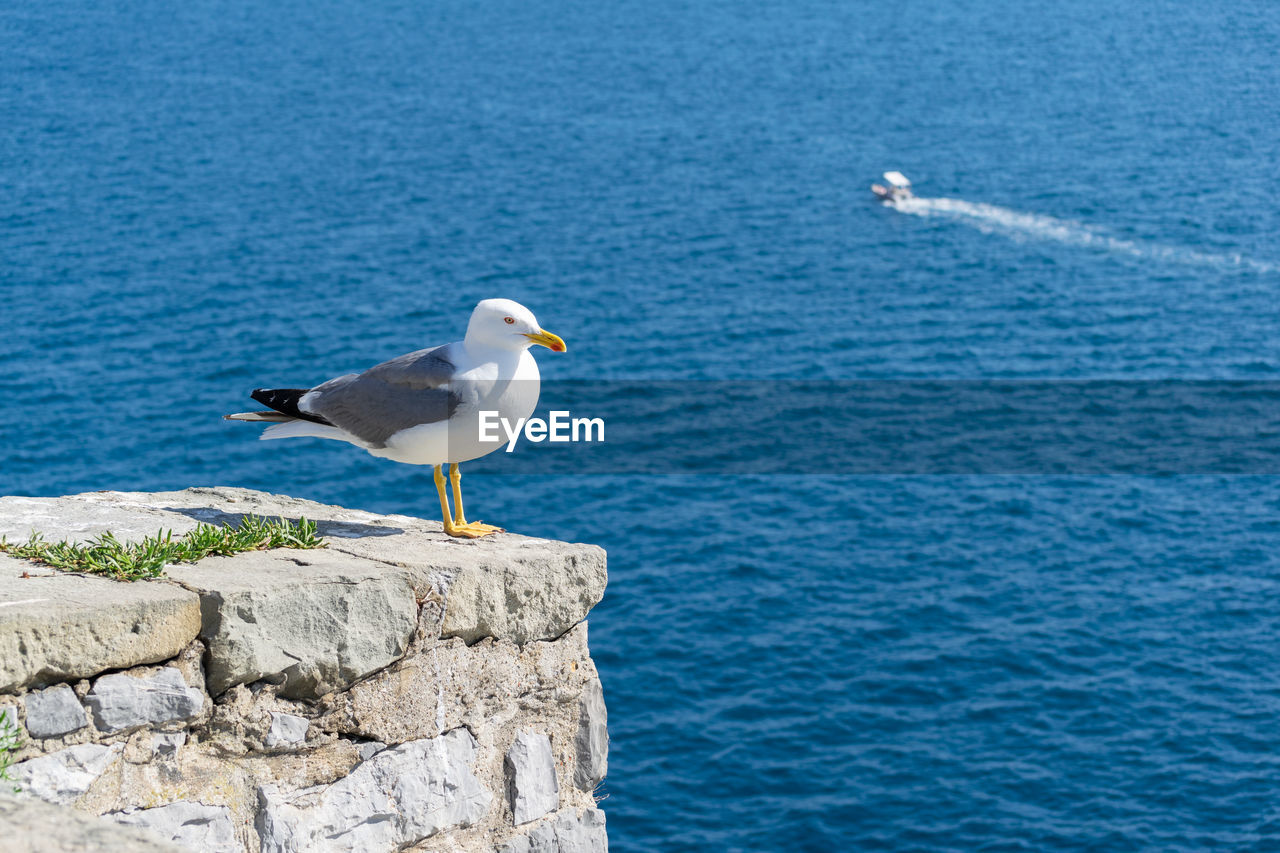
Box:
<box><xmin>0</xmin><ymin>515</ymin><xmax>325</xmax><ymax>581</ymax></box>
<box><xmin>0</xmin><ymin>709</ymin><xmax>21</xmax><ymax>793</ymax></box>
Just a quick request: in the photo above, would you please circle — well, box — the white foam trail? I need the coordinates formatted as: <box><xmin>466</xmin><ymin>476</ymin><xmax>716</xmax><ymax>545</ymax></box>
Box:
<box><xmin>891</xmin><ymin>196</ymin><xmax>1278</xmax><ymax>274</ymax></box>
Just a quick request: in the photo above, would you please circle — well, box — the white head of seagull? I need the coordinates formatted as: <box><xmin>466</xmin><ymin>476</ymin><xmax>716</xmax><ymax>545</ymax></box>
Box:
<box><xmin>466</xmin><ymin>298</ymin><xmax>566</xmax><ymax>354</ymax></box>
<box><xmin>225</xmin><ymin>297</ymin><xmax>567</xmax><ymax>539</ymax></box>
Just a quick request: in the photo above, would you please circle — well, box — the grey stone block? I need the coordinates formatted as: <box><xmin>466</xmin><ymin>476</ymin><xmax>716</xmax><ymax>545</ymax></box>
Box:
<box><xmin>266</xmin><ymin>712</ymin><xmax>309</xmax><ymax>748</ymax></box>
<box><xmin>110</xmin><ymin>802</ymin><xmax>238</xmax><ymax>853</ymax></box>
<box><xmin>151</xmin><ymin>732</ymin><xmax>186</xmax><ymax>758</ymax></box>
<box><xmin>556</xmin><ymin>807</ymin><xmax>608</xmax><ymax>853</ymax></box>
<box><xmin>85</xmin><ymin>667</ymin><xmax>203</xmax><ymax>733</ymax></box>
<box><xmin>432</xmin><ymin>539</ymin><xmax>607</xmax><ymax>646</ymax></box>
<box><xmin>499</xmin><ymin>807</ymin><xmax>608</xmax><ymax>853</ymax></box>
<box><xmin>258</xmin><ymin>728</ymin><xmax>491</xmax><ymax>852</ymax></box>
<box><xmin>356</xmin><ymin>741</ymin><xmax>386</xmax><ymax>761</ymax></box>
<box><xmin>163</xmin><ymin>487</ymin><xmax>608</xmax><ymax>646</ymax></box>
<box><xmin>0</xmin><ymin>793</ymin><xmax>185</xmax><ymax>852</ymax></box>
<box><xmin>150</xmin><ymin>487</ymin><xmax>607</xmax><ymax>648</ymax></box>
<box><xmin>167</xmin><ymin>548</ymin><xmax>418</xmax><ymax>699</ymax></box>
<box><xmin>506</xmin><ymin>731</ymin><xmax>559</xmax><ymax>825</ymax></box>
<box><xmin>0</xmin><ymin>493</ymin><xmax>209</xmax><ymax>545</ymax></box>
<box><xmin>573</xmin><ymin>676</ymin><xmax>607</xmax><ymax>791</ymax></box>
<box><xmin>501</xmin><ymin>818</ymin><xmax>558</xmax><ymax>853</ymax></box>
<box><xmin>22</xmin><ymin>685</ymin><xmax>87</xmax><ymax>739</ymax></box>
<box><xmin>13</xmin><ymin>743</ymin><xmax>123</xmax><ymax>805</ymax></box>
<box><xmin>0</xmin><ymin>554</ymin><xmax>201</xmax><ymax>693</ymax></box>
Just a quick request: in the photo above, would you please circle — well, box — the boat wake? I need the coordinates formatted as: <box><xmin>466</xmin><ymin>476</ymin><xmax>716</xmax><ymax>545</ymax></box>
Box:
<box><xmin>891</xmin><ymin>196</ymin><xmax>1278</xmax><ymax>274</ymax></box>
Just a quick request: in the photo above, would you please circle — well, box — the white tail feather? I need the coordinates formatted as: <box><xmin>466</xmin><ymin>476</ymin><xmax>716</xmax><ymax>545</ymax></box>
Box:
<box><xmin>225</xmin><ymin>411</ymin><xmax>291</xmax><ymax>422</ymax></box>
<box><xmin>260</xmin><ymin>420</ymin><xmax>354</xmax><ymax>442</ymax></box>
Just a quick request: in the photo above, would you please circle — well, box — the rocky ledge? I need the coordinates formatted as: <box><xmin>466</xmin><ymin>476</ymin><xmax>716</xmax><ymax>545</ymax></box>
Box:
<box><xmin>0</xmin><ymin>487</ymin><xmax>608</xmax><ymax>853</ymax></box>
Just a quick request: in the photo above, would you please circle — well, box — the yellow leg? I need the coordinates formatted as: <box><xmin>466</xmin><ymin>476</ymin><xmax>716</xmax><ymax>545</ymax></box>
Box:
<box><xmin>449</xmin><ymin>463</ymin><xmax>466</xmax><ymax>524</ymax></box>
<box><xmin>449</xmin><ymin>463</ymin><xmax>502</xmax><ymax>537</ymax></box>
<box><xmin>433</xmin><ymin>465</ymin><xmax>482</xmax><ymax>538</ymax></box>
<box><xmin>434</xmin><ymin>466</ymin><xmax>460</xmax><ymax>536</ymax></box>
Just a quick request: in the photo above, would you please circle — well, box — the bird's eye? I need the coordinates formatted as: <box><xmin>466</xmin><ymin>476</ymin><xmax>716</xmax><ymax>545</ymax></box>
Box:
<box><xmin>503</xmin><ymin>316</ymin><xmax>515</xmax><ymax>325</ymax></box>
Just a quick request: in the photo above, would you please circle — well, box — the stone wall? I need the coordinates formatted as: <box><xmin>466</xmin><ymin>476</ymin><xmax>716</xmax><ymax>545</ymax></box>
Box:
<box><xmin>0</xmin><ymin>488</ymin><xmax>608</xmax><ymax>853</ymax></box>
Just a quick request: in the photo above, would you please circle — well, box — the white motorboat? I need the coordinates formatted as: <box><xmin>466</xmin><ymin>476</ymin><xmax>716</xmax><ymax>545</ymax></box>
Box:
<box><xmin>871</xmin><ymin>171</ymin><xmax>913</xmax><ymax>203</ymax></box>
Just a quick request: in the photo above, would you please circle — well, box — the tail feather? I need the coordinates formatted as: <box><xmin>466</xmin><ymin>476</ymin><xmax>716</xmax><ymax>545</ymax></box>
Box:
<box><xmin>260</xmin><ymin>419</ymin><xmax>353</xmax><ymax>442</ymax></box>
<box><xmin>224</xmin><ymin>411</ymin><xmax>293</xmax><ymax>422</ymax></box>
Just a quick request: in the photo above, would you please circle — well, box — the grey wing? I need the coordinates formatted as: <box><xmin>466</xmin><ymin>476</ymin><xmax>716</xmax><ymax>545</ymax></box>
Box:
<box><xmin>300</xmin><ymin>344</ymin><xmax>463</xmax><ymax>448</ymax></box>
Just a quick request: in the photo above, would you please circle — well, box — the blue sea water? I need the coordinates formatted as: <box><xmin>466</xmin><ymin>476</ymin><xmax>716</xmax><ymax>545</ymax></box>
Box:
<box><xmin>4</xmin><ymin>1</ymin><xmax>1280</xmax><ymax>849</ymax></box>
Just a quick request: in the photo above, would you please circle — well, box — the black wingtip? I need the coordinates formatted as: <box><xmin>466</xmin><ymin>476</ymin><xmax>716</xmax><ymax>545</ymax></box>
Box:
<box><xmin>249</xmin><ymin>388</ymin><xmax>333</xmax><ymax>425</ymax></box>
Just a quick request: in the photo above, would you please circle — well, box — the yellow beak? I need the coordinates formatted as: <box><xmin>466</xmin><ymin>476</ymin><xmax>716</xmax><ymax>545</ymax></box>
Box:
<box><xmin>524</xmin><ymin>329</ymin><xmax>567</xmax><ymax>353</ymax></box>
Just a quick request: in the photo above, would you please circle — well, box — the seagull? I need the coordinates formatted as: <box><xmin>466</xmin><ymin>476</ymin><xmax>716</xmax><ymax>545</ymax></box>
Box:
<box><xmin>225</xmin><ymin>298</ymin><xmax>566</xmax><ymax>538</ymax></box>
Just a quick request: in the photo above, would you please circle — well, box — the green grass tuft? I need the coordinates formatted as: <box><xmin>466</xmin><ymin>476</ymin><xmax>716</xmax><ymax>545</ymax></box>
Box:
<box><xmin>0</xmin><ymin>515</ymin><xmax>325</xmax><ymax>581</ymax></box>
<box><xmin>0</xmin><ymin>710</ymin><xmax>21</xmax><ymax>793</ymax></box>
